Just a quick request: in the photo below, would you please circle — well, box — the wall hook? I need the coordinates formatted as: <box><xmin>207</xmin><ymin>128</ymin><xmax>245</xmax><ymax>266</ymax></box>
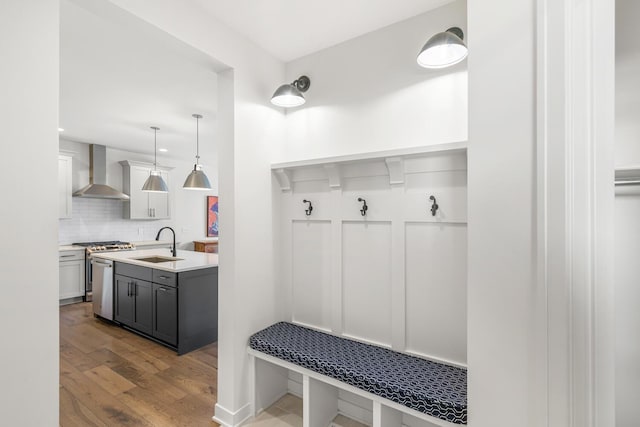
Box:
<box><xmin>357</xmin><ymin>198</ymin><xmax>368</xmax><ymax>216</ymax></box>
<box><xmin>429</xmin><ymin>195</ymin><xmax>439</xmax><ymax>216</ymax></box>
<box><xmin>303</xmin><ymin>199</ymin><xmax>313</xmax><ymax>216</ymax></box>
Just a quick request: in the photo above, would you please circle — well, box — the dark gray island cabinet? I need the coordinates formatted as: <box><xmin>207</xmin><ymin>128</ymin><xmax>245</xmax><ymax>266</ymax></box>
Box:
<box><xmin>113</xmin><ymin>262</ymin><xmax>218</xmax><ymax>354</ymax></box>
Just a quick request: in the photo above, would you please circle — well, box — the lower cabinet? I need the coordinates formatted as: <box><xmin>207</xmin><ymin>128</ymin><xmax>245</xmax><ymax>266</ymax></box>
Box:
<box><xmin>59</xmin><ymin>250</ymin><xmax>85</xmax><ymax>301</ymax></box>
<box><xmin>113</xmin><ymin>262</ymin><xmax>216</xmax><ymax>354</ymax></box>
<box><xmin>152</xmin><ymin>283</ymin><xmax>177</xmax><ymax>346</ymax></box>
<box><xmin>114</xmin><ymin>274</ymin><xmax>152</xmax><ymax>335</ymax></box>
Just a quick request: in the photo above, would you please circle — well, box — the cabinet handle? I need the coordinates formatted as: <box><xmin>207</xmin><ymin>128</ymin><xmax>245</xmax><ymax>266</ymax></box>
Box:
<box><xmin>159</xmin><ymin>275</ymin><xmax>170</xmax><ymax>280</ymax></box>
<box><xmin>60</xmin><ymin>254</ymin><xmax>75</xmax><ymax>258</ymax></box>
<box><xmin>133</xmin><ymin>282</ymin><xmax>137</xmax><ymax>297</ymax></box>
<box><xmin>153</xmin><ymin>208</ymin><xmax>156</xmax><ymax>217</ymax></box>
<box><xmin>127</xmin><ymin>282</ymin><xmax>131</xmax><ymax>297</ymax></box>
<box><xmin>158</xmin><ymin>287</ymin><xmax>168</xmax><ymax>292</ymax></box>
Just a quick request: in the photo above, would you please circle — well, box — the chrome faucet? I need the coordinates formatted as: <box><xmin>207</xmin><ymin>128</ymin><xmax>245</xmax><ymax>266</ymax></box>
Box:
<box><xmin>155</xmin><ymin>226</ymin><xmax>176</xmax><ymax>257</ymax></box>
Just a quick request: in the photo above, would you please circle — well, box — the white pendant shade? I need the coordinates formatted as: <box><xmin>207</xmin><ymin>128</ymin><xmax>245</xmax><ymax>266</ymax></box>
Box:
<box><xmin>142</xmin><ymin>126</ymin><xmax>168</xmax><ymax>193</ymax></box>
<box><xmin>417</xmin><ymin>27</ymin><xmax>468</xmax><ymax>69</ymax></box>
<box><xmin>142</xmin><ymin>170</ymin><xmax>169</xmax><ymax>192</ymax></box>
<box><xmin>183</xmin><ymin>114</ymin><xmax>213</xmax><ymax>190</ymax></box>
<box><xmin>183</xmin><ymin>165</ymin><xmax>212</xmax><ymax>190</ymax></box>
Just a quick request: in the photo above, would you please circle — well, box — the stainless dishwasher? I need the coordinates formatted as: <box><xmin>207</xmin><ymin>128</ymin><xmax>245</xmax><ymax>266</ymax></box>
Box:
<box><xmin>91</xmin><ymin>258</ymin><xmax>114</xmax><ymax>320</ymax></box>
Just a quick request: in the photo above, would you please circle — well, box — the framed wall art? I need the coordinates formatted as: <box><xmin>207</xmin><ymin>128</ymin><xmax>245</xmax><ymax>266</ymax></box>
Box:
<box><xmin>207</xmin><ymin>196</ymin><xmax>219</xmax><ymax>237</ymax></box>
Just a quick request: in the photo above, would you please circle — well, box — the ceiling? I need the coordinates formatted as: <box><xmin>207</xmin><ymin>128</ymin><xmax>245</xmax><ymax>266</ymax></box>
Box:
<box><xmin>60</xmin><ymin>0</ymin><xmax>219</xmax><ymax>162</ymax></box>
<box><xmin>59</xmin><ymin>0</ymin><xmax>454</xmax><ymax>161</ymax></box>
<box><xmin>193</xmin><ymin>0</ymin><xmax>456</xmax><ymax>62</ymax></box>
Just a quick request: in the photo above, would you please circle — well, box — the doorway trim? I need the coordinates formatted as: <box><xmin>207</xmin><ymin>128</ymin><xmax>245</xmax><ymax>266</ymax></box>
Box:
<box><xmin>536</xmin><ymin>0</ymin><xmax>615</xmax><ymax>425</ymax></box>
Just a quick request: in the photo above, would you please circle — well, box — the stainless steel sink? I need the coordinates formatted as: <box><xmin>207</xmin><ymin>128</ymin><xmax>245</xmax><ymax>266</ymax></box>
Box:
<box><xmin>133</xmin><ymin>256</ymin><xmax>183</xmax><ymax>263</ymax></box>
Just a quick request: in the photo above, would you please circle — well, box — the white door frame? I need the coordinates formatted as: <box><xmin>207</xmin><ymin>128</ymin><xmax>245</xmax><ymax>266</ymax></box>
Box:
<box><xmin>536</xmin><ymin>0</ymin><xmax>615</xmax><ymax>426</ymax></box>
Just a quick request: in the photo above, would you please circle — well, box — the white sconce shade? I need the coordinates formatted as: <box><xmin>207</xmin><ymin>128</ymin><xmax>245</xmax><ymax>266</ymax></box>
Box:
<box><xmin>417</xmin><ymin>27</ymin><xmax>468</xmax><ymax>69</ymax></box>
<box><xmin>271</xmin><ymin>75</ymin><xmax>311</xmax><ymax>108</ymax></box>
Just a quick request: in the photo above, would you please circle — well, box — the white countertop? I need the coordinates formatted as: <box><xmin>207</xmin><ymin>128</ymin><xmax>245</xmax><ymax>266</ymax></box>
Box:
<box><xmin>91</xmin><ymin>248</ymin><xmax>218</xmax><ymax>272</ymax></box>
<box><xmin>59</xmin><ymin>245</ymin><xmax>85</xmax><ymax>252</ymax></box>
<box><xmin>131</xmin><ymin>240</ymin><xmax>174</xmax><ymax>247</ymax></box>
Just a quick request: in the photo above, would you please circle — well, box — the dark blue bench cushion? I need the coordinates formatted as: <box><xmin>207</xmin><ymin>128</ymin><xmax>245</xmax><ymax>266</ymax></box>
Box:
<box><xmin>249</xmin><ymin>322</ymin><xmax>467</xmax><ymax>425</ymax></box>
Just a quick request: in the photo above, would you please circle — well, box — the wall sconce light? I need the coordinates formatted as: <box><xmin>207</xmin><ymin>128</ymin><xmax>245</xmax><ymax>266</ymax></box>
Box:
<box><xmin>271</xmin><ymin>75</ymin><xmax>311</xmax><ymax>108</ymax></box>
<box><xmin>417</xmin><ymin>27</ymin><xmax>468</xmax><ymax>69</ymax></box>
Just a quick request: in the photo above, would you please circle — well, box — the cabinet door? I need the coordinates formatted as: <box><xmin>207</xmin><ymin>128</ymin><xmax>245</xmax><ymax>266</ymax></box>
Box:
<box><xmin>59</xmin><ymin>259</ymin><xmax>84</xmax><ymax>299</ymax></box>
<box><xmin>114</xmin><ymin>275</ymin><xmax>135</xmax><ymax>327</ymax></box>
<box><xmin>152</xmin><ymin>283</ymin><xmax>177</xmax><ymax>345</ymax></box>
<box><xmin>132</xmin><ymin>280</ymin><xmax>153</xmax><ymax>335</ymax></box>
<box><xmin>148</xmin><ymin>170</ymin><xmax>170</xmax><ymax>219</ymax></box>
<box><xmin>128</xmin><ymin>166</ymin><xmax>152</xmax><ymax>219</ymax></box>
<box><xmin>58</xmin><ymin>155</ymin><xmax>72</xmax><ymax>219</ymax></box>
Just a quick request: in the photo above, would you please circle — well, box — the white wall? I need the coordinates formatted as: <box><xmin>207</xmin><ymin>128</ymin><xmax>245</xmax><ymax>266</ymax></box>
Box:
<box><xmin>102</xmin><ymin>1</ymin><xmax>288</xmax><ymax>424</ymax></box>
<box><xmin>0</xmin><ymin>1</ymin><xmax>60</xmax><ymax>425</ymax></box>
<box><xmin>275</xmin><ymin>2</ymin><xmax>469</xmax><ymax>422</ymax></box>
<box><xmin>282</xmin><ymin>1</ymin><xmax>467</xmax><ymax>163</ymax></box>
<box><xmin>278</xmin><ymin>151</ymin><xmax>468</xmax><ymax>368</ymax></box>
<box><xmin>616</xmin><ymin>0</ymin><xmax>640</xmax><ymax>167</ymax></box>
<box><xmin>58</xmin><ymin>139</ymin><xmax>218</xmax><ymax>246</ymax></box>
<box><xmin>615</xmin><ymin>186</ymin><xmax>640</xmax><ymax>427</ymax></box>
<box><xmin>467</xmin><ymin>0</ymin><xmax>537</xmax><ymax>426</ymax></box>
<box><xmin>615</xmin><ymin>1</ymin><xmax>640</xmax><ymax>426</ymax></box>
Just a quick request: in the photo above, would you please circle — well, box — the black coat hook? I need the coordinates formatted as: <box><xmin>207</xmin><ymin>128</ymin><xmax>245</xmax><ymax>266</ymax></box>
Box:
<box><xmin>303</xmin><ymin>199</ymin><xmax>313</xmax><ymax>216</ymax></box>
<box><xmin>357</xmin><ymin>198</ymin><xmax>368</xmax><ymax>216</ymax></box>
<box><xmin>429</xmin><ymin>195</ymin><xmax>439</xmax><ymax>216</ymax></box>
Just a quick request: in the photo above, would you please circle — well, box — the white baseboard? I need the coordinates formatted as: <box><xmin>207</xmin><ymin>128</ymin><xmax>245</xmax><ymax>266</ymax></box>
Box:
<box><xmin>213</xmin><ymin>402</ymin><xmax>252</xmax><ymax>427</ymax></box>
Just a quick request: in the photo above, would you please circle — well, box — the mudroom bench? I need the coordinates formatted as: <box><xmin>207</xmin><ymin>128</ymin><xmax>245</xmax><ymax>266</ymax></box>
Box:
<box><xmin>248</xmin><ymin>322</ymin><xmax>467</xmax><ymax>426</ymax></box>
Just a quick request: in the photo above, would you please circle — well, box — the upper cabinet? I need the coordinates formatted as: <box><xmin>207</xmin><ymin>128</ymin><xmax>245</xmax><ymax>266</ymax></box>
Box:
<box><xmin>120</xmin><ymin>160</ymin><xmax>173</xmax><ymax>220</ymax></box>
<box><xmin>58</xmin><ymin>154</ymin><xmax>73</xmax><ymax>219</ymax></box>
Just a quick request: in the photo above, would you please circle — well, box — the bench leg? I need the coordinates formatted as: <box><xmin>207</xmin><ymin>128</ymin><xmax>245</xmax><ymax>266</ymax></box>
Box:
<box><xmin>253</xmin><ymin>357</ymin><xmax>289</xmax><ymax>416</ymax></box>
<box><xmin>373</xmin><ymin>401</ymin><xmax>402</xmax><ymax>427</ymax></box>
<box><xmin>303</xmin><ymin>375</ymin><xmax>338</xmax><ymax>427</ymax></box>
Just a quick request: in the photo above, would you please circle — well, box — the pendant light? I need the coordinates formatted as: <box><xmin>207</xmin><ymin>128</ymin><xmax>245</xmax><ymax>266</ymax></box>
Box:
<box><xmin>183</xmin><ymin>114</ymin><xmax>212</xmax><ymax>190</ymax></box>
<box><xmin>142</xmin><ymin>126</ymin><xmax>169</xmax><ymax>193</ymax></box>
<box><xmin>417</xmin><ymin>27</ymin><xmax>468</xmax><ymax>69</ymax></box>
<box><xmin>271</xmin><ymin>75</ymin><xmax>311</xmax><ymax>108</ymax></box>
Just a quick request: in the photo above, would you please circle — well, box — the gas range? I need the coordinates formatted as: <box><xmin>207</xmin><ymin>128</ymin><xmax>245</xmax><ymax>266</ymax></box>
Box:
<box><xmin>72</xmin><ymin>241</ymin><xmax>135</xmax><ymax>302</ymax></box>
<box><xmin>72</xmin><ymin>240</ymin><xmax>135</xmax><ymax>254</ymax></box>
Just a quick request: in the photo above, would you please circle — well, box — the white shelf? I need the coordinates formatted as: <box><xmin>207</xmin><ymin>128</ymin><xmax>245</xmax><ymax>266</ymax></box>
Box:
<box><xmin>272</xmin><ymin>142</ymin><xmax>468</xmax><ymax>191</ymax></box>
<box><xmin>271</xmin><ymin>141</ymin><xmax>467</xmax><ymax>170</ymax></box>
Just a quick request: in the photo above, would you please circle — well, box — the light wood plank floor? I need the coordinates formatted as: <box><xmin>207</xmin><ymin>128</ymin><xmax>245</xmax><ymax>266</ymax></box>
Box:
<box><xmin>60</xmin><ymin>302</ymin><xmax>220</xmax><ymax>427</ymax></box>
<box><xmin>244</xmin><ymin>394</ymin><xmax>368</xmax><ymax>427</ymax></box>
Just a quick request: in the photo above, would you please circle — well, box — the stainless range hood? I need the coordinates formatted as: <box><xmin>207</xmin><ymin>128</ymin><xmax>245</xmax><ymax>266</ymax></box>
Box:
<box><xmin>73</xmin><ymin>144</ymin><xmax>130</xmax><ymax>200</ymax></box>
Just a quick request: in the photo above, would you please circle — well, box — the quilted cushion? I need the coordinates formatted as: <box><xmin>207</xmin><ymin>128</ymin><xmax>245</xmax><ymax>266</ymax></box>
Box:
<box><xmin>249</xmin><ymin>322</ymin><xmax>467</xmax><ymax>424</ymax></box>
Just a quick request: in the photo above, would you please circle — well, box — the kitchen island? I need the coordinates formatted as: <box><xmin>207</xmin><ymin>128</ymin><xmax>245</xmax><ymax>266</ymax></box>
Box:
<box><xmin>91</xmin><ymin>248</ymin><xmax>218</xmax><ymax>354</ymax></box>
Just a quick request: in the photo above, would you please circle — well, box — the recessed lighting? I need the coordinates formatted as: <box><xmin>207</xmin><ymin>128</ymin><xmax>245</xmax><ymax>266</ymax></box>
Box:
<box><xmin>159</xmin><ymin>148</ymin><xmax>168</xmax><ymax>152</ymax></box>
<box><xmin>58</xmin><ymin>127</ymin><xmax>65</xmax><ymax>132</ymax></box>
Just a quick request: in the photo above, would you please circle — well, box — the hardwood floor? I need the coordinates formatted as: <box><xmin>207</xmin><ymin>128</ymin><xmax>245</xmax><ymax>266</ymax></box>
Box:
<box><xmin>59</xmin><ymin>302</ymin><xmax>220</xmax><ymax>427</ymax></box>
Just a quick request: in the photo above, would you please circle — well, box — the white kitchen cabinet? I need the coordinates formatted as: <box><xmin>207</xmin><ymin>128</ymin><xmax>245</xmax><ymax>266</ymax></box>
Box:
<box><xmin>58</xmin><ymin>154</ymin><xmax>72</xmax><ymax>219</ymax></box>
<box><xmin>120</xmin><ymin>160</ymin><xmax>173</xmax><ymax>220</ymax></box>
<box><xmin>59</xmin><ymin>249</ymin><xmax>85</xmax><ymax>301</ymax></box>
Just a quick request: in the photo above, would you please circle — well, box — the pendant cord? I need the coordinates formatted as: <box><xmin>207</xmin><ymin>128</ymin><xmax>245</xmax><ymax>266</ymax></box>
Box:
<box><xmin>153</xmin><ymin>128</ymin><xmax>158</xmax><ymax>170</ymax></box>
<box><xmin>195</xmin><ymin>116</ymin><xmax>200</xmax><ymax>163</ymax></box>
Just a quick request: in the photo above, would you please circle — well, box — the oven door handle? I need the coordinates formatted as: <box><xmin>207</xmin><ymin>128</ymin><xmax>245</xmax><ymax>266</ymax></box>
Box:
<box><xmin>91</xmin><ymin>260</ymin><xmax>112</xmax><ymax>268</ymax></box>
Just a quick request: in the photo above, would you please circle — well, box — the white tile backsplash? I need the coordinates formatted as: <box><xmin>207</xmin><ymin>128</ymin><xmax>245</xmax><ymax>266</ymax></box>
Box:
<box><xmin>58</xmin><ymin>198</ymin><xmax>173</xmax><ymax>244</ymax></box>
